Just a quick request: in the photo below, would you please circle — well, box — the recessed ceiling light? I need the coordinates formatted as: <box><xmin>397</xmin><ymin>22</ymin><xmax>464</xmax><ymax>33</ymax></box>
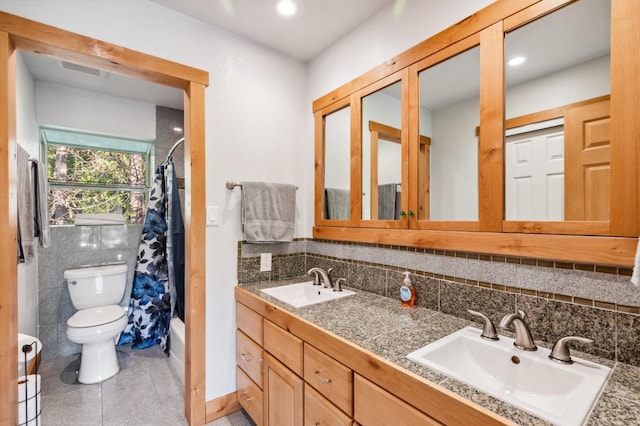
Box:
<box><xmin>276</xmin><ymin>0</ymin><xmax>297</xmax><ymax>16</ymax></box>
<box><xmin>173</xmin><ymin>127</ymin><xmax>183</xmax><ymax>133</ymax></box>
<box><xmin>508</xmin><ymin>56</ymin><xmax>527</xmax><ymax>66</ymax></box>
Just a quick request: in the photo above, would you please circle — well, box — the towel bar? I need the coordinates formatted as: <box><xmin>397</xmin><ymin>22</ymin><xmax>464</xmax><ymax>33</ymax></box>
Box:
<box><xmin>226</xmin><ymin>181</ymin><xmax>298</xmax><ymax>190</ymax></box>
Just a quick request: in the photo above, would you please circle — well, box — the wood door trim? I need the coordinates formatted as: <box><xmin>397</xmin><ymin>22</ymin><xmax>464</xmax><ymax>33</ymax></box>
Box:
<box><xmin>0</xmin><ymin>12</ymin><xmax>208</xmax><ymax>425</ymax></box>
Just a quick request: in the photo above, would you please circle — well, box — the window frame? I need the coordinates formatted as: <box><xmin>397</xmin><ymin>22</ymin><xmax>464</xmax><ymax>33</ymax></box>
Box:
<box><xmin>40</xmin><ymin>127</ymin><xmax>154</xmax><ymax>224</ymax></box>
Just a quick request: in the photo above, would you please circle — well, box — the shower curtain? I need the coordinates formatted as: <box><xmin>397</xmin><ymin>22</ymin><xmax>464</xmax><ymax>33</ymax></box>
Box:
<box><xmin>118</xmin><ymin>158</ymin><xmax>184</xmax><ymax>354</ymax></box>
<box><xmin>166</xmin><ymin>158</ymin><xmax>185</xmax><ymax>322</ymax></box>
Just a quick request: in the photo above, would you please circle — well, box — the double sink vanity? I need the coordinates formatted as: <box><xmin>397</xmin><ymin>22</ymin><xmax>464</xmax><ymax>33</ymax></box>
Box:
<box><xmin>235</xmin><ymin>276</ymin><xmax>635</xmax><ymax>426</ymax></box>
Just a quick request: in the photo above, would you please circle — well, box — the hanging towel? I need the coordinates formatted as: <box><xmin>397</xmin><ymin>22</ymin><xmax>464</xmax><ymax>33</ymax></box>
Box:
<box><xmin>378</xmin><ymin>183</ymin><xmax>400</xmax><ymax>220</ymax></box>
<box><xmin>17</xmin><ymin>146</ymin><xmax>35</xmax><ymax>263</ymax></box>
<box><xmin>631</xmin><ymin>237</ymin><xmax>640</xmax><ymax>286</ymax></box>
<box><xmin>118</xmin><ymin>165</ymin><xmax>171</xmax><ymax>354</ymax></box>
<box><xmin>325</xmin><ymin>188</ymin><xmax>350</xmax><ymax>220</ymax></box>
<box><xmin>32</xmin><ymin>159</ymin><xmax>51</xmax><ymax>248</ymax></box>
<box><xmin>241</xmin><ymin>181</ymin><xmax>296</xmax><ymax>243</ymax></box>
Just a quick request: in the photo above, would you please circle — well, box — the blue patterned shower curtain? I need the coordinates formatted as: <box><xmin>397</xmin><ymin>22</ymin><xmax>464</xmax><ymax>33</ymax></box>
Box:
<box><xmin>118</xmin><ymin>163</ymin><xmax>173</xmax><ymax>353</ymax></box>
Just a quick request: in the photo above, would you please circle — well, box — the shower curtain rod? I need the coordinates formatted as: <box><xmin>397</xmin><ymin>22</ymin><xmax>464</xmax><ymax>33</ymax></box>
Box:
<box><xmin>166</xmin><ymin>137</ymin><xmax>184</xmax><ymax>161</ymax></box>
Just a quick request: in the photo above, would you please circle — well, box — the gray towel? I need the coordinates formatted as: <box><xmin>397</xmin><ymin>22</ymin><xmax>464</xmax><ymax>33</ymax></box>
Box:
<box><xmin>242</xmin><ymin>181</ymin><xmax>296</xmax><ymax>243</ymax></box>
<box><xmin>17</xmin><ymin>146</ymin><xmax>35</xmax><ymax>262</ymax></box>
<box><xmin>378</xmin><ymin>183</ymin><xmax>400</xmax><ymax>220</ymax></box>
<box><xmin>325</xmin><ymin>188</ymin><xmax>350</xmax><ymax>220</ymax></box>
<box><xmin>33</xmin><ymin>158</ymin><xmax>51</xmax><ymax>248</ymax></box>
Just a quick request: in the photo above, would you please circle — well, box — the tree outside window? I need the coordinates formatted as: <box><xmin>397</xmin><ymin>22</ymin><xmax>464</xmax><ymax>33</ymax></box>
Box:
<box><xmin>41</xmin><ymin>128</ymin><xmax>153</xmax><ymax>225</ymax></box>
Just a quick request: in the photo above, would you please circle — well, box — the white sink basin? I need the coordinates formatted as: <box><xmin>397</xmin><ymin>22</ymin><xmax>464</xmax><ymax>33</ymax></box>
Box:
<box><xmin>260</xmin><ymin>281</ymin><xmax>355</xmax><ymax>308</ymax></box>
<box><xmin>407</xmin><ymin>326</ymin><xmax>611</xmax><ymax>426</ymax></box>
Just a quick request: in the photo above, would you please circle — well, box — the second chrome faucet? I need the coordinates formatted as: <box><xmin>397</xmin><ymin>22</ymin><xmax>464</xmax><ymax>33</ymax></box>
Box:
<box><xmin>468</xmin><ymin>309</ymin><xmax>538</xmax><ymax>351</ymax></box>
<box><xmin>498</xmin><ymin>310</ymin><xmax>537</xmax><ymax>351</ymax></box>
<box><xmin>307</xmin><ymin>267</ymin><xmax>345</xmax><ymax>291</ymax></box>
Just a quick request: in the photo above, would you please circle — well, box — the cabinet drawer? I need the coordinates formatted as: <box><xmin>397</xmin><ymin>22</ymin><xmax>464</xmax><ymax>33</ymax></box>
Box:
<box><xmin>305</xmin><ymin>384</ymin><xmax>353</xmax><ymax>426</ymax></box>
<box><xmin>236</xmin><ymin>330</ymin><xmax>263</xmax><ymax>387</ymax></box>
<box><xmin>304</xmin><ymin>343</ymin><xmax>353</xmax><ymax>416</ymax></box>
<box><xmin>237</xmin><ymin>302</ymin><xmax>263</xmax><ymax>346</ymax></box>
<box><xmin>237</xmin><ymin>366</ymin><xmax>263</xmax><ymax>426</ymax></box>
<box><xmin>263</xmin><ymin>319</ymin><xmax>303</xmax><ymax>376</ymax></box>
<box><xmin>354</xmin><ymin>375</ymin><xmax>441</xmax><ymax>426</ymax></box>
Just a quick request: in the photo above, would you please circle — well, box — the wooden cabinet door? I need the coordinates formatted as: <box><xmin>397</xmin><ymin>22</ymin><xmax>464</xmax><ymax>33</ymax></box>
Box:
<box><xmin>565</xmin><ymin>98</ymin><xmax>610</xmax><ymax>221</ymax></box>
<box><xmin>263</xmin><ymin>352</ymin><xmax>304</xmax><ymax>426</ymax></box>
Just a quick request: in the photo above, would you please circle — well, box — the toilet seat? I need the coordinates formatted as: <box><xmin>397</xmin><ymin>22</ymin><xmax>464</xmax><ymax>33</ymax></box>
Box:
<box><xmin>67</xmin><ymin>304</ymin><xmax>125</xmax><ymax>328</ymax></box>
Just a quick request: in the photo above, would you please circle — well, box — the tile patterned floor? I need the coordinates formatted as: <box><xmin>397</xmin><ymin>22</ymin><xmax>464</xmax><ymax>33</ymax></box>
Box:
<box><xmin>36</xmin><ymin>344</ymin><xmax>255</xmax><ymax>426</ymax></box>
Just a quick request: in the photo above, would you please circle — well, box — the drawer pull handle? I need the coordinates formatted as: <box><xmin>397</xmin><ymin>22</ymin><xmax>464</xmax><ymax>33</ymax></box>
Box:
<box><xmin>241</xmin><ymin>391</ymin><xmax>254</xmax><ymax>403</ymax></box>
<box><xmin>314</xmin><ymin>370</ymin><xmax>332</xmax><ymax>384</ymax></box>
<box><xmin>240</xmin><ymin>352</ymin><xmax>252</xmax><ymax>362</ymax></box>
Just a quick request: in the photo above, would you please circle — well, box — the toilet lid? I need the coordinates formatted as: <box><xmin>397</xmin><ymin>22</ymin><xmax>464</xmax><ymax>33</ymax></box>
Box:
<box><xmin>67</xmin><ymin>305</ymin><xmax>126</xmax><ymax>328</ymax></box>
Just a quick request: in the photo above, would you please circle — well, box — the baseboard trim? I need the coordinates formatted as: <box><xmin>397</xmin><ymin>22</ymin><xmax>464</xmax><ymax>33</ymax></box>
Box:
<box><xmin>205</xmin><ymin>391</ymin><xmax>242</xmax><ymax>423</ymax></box>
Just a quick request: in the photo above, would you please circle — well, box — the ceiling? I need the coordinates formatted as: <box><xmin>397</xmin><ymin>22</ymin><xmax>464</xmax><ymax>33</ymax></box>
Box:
<box><xmin>23</xmin><ymin>0</ymin><xmax>393</xmax><ymax>110</ymax></box>
<box><xmin>148</xmin><ymin>0</ymin><xmax>393</xmax><ymax>61</ymax></box>
<box><xmin>22</xmin><ymin>0</ymin><xmax>609</xmax><ymax>113</ymax></box>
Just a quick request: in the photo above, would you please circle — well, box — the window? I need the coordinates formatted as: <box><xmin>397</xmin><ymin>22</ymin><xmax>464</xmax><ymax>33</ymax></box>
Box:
<box><xmin>41</xmin><ymin>128</ymin><xmax>153</xmax><ymax>225</ymax></box>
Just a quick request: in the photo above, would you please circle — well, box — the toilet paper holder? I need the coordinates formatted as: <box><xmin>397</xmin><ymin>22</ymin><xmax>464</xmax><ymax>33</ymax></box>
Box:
<box><xmin>19</xmin><ymin>337</ymin><xmax>41</xmax><ymax>426</ymax></box>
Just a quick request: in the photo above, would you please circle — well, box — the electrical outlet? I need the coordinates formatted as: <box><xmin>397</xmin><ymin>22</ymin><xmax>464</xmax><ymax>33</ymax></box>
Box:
<box><xmin>260</xmin><ymin>253</ymin><xmax>272</xmax><ymax>272</ymax></box>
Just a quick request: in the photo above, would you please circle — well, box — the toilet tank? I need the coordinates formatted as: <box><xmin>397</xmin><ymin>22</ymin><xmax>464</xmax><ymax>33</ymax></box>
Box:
<box><xmin>64</xmin><ymin>263</ymin><xmax>128</xmax><ymax>310</ymax></box>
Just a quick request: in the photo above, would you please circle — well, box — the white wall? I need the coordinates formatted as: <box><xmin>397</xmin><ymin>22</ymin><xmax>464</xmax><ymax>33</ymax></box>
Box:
<box><xmin>1</xmin><ymin>0</ymin><xmax>308</xmax><ymax>401</ymax></box>
<box><xmin>430</xmin><ymin>97</ymin><xmax>480</xmax><ymax>220</ymax></box>
<box><xmin>308</xmin><ymin>0</ymin><xmax>495</xmax><ymax>101</ymax></box>
<box><xmin>36</xmin><ymin>81</ymin><xmax>156</xmax><ymax>140</ymax></box>
<box><xmin>16</xmin><ymin>52</ymin><xmax>40</xmax><ymax>338</ymax></box>
<box><xmin>506</xmin><ymin>54</ymin><xmax>610</xmax><ymax>118</ymax></box>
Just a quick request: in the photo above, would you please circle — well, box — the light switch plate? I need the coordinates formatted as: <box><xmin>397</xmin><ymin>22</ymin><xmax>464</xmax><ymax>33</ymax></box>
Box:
<box><xmin>260</xmin><ymin>253</ymin><xmax>272</xmax><ymax>272</ymax></box>
<box><xmin>206</xmin><ymin>205</ymin><xmax>219</xmax><ymax>226</ymax></box>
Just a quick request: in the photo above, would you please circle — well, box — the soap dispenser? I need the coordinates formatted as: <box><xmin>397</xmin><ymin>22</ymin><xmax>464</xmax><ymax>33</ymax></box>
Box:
<box><xmin>400</xmin><ymin>271</ymin><xmax>416</xmax><ymax>307</ymax></box>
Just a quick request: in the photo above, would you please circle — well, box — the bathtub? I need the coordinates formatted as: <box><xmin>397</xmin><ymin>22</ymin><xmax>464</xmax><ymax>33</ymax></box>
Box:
<box><xmin>169</xmin><ymin>317</ymin><xmax>185</xmax><ymax>386</ymax></box>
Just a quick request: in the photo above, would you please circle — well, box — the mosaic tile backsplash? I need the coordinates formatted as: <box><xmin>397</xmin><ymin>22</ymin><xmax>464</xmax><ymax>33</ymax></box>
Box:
<box><xmin>238</xmin><ymin>238</ymin><xmax>640</xmax><ymax>367</ymax></box>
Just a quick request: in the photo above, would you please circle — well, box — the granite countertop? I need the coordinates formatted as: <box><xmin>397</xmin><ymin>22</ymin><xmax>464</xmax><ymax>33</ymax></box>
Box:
<box><xmin>239</xmin><ymin>277</ymin><xmax>640</xmax><ymax>426</ymax></box>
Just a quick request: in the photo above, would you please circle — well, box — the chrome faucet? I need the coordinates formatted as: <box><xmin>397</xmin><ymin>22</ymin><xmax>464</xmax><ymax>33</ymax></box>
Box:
<box><xmin>307</xmin><ymin>267</ymin><xmax>334</xmax><ymax>290</ymax></box>
<box><xmin>498</xmin><ymin>310</ymin><xmax>537</xmax><ymax>351</ymax></box>
<box><xmin>334</xmin><ymin>277</ymin><xmax>346</xmax><ymax>292</ymax></box>
<box><xmin>549</xmin><ymin>336</ymin><xmax>594</xmax><ymax>364</ymax></box>
<box><xmin>467</xmin><ymin>310</ymin><xmax>499</xmax><ymax>341</ymax></box>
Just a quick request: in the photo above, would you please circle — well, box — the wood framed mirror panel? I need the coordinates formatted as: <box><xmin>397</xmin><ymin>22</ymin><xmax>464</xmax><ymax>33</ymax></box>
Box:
<box><xmin>408</xmin><ymin>33</ymin><xmax>482</xmax><ymax>231</ymax></box>
<box><xmin>355</xmin><ymin>70</ymin><xmax>409</xmax><ymax>229</ymax></box>
<box><xmin>502</xmin><ymin>0</ymin><xmax>614</xmax><ymax>236</ymax></box>
<box><xmin>313</xmin><ymin>0</ymin><xmax>640</xmax><ymax>266</ymax></box>
<box><xmin>315</xmin><ymin>96</ymin><xmax>355</xmax><ymax>227</ymax></box>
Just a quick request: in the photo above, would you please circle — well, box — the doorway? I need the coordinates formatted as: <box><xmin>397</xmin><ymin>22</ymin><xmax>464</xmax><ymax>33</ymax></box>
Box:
<box><xmin>0</xmin><ymin>12</ymin><xmax>208</xmax><ymax>425</ymax></box>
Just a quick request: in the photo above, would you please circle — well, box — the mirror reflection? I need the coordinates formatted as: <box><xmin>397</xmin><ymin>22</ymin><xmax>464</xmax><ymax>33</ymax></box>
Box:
<box><xmin>504</xmin><ymin>0</ymin><xmax>611</xmax><ymax>221</ymax></box>
<box><xmin>323</xmin><ymin>105</ymin><xmax>351</xmax><ymax>220</ymax></box>
<box><xmin>419</xmin><ymin>45</ymin><xmax>480</xmax><ymax>221</ymax></box>
<box><xmin>361</xmin><ymin>81</ymin><xmax>402</xmax><ymax>221</ymax></box>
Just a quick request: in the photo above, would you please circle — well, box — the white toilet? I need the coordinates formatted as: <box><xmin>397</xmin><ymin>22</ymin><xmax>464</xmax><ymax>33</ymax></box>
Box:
<box><xmin>64</xmin><ymin>263</ymin><xmax>128</xmax><ymax>384</ymax></box>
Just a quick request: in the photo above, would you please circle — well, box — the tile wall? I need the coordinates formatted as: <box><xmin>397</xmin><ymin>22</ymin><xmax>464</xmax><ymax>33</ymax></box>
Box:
<box><xmin>37</xmin><ymin>225</ymin><xmax>141</xmax><ymax>360</ymax></box>
<box><xmin>238</xmin><ymin>238</ymin><xmax>640</xmax><ymax>367</ymax></box>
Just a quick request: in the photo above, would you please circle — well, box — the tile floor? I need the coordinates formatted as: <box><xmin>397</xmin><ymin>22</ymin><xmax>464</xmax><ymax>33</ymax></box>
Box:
<box><xmin>35</xmin><ymin>344</ymin><xmax>255</xmax><ymax>426</ymax></box>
